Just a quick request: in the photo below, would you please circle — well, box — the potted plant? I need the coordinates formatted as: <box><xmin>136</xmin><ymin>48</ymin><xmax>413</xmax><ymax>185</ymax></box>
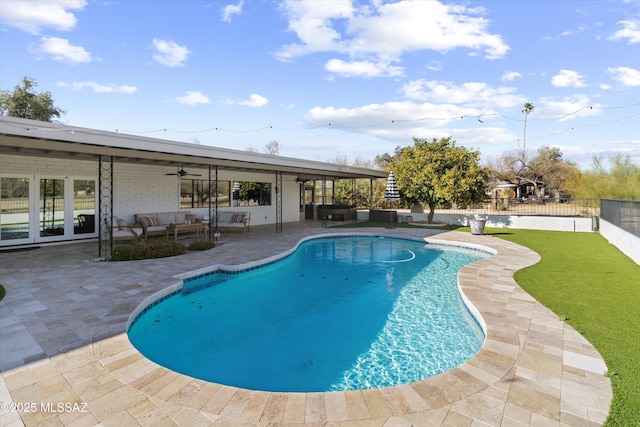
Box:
<box><xmin>469</xmin><ymin>215</ymin><xmax>487</xmax><ymax>235</ymax></box>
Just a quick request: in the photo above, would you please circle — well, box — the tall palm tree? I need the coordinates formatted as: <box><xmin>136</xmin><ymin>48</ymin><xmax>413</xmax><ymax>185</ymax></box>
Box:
<box><xmin>522</xmin><ymin>102</ymin><xmax>535</xmax><ymax>154</ymax></box>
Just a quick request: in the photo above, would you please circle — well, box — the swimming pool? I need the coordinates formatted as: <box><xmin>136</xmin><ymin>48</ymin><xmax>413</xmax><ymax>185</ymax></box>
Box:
<box><xmin>128</xmin><ymin>235</ymin><xmax>491</xmax><ymax>392</ymax></box>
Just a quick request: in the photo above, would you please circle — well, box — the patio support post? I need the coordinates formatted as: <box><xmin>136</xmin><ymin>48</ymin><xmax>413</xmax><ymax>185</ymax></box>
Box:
<box><xmin>352</xmin><ymin>178</ymin><xmax>356</xmax><ymax>223</ymax></box>
<box><xmin>98</xmin><ymin>155</ymin><xmax>113</xmax><ymax>259</ymax></box>
<box><xmin>370</xmin><ymin>178</ymin><xmax>374</xmax><ymax>211</ymax></box>
<box><xmin>321</xmin><ymin>175</ymin><xmax>327</xmax><ymax>228</ymax></box>
<box><xmin>275</xmin><ymin>171</ymin><xmax>283</xmax><ymax>233</ymax></box>
<box><xmin>207</xmin><ymin>165</ymin><xmax>213</xmax><ymax>242</ymax></box>
<box><xmin>210</xmin><ymin>165</ymin><xmax>218</xmax><ymax>241</ymax></box>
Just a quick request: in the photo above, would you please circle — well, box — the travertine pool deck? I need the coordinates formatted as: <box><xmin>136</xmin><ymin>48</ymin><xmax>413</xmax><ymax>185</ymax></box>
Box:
<box><xmin>0</xmin><ymin>223</ymin><xmax>612</xmax><ymax>426</ymax></box>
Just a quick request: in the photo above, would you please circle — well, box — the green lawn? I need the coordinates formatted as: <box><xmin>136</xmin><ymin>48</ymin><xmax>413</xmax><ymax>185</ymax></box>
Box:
<box><xmin>334</xmin><ymin>223</ymin><xmax>640</xmax><ymax>425</ymax></box>
<box><xmin>489</xmin><ymin>229</ymin><xmax>640</xmax><ymax>426</ymax></box>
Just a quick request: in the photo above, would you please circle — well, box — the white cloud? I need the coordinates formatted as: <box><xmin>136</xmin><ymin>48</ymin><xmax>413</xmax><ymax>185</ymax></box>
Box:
<box><xmin>0</xmin><ymin>0</ymin><xmax>86</xmax><ymax>34</ymax></box>
<box><xmin>276</xmin><ymin>0</ymin><xmax>509</xmax><ymax>72</ymax></box>
<box><xmin>304</xmin><ymin>101</ymin><xmax>479</xmax><ymax>130</ymax></box>
<box><xmin>551</xmin><ymin>69</ymin><xmax>587</xmax><ymax>88</ymax></box>
<box><xmin>152</xmin><ymin>39</ymin><xmax>191</xmax><ymax>67</ymax></box>
<box><xmin>236</xmin><ymin>93</ymin><xmax>269</xmax><ymax>108</ymax></box>
<box><xmin>324</xmin><ymin>58</ymin><xmax>404</xmax><ymax>78</ymax></box>
<box><xmin>221</xmin><ymin>1</ymin><xmax>243</xmax><ymax>22</ymax></box>
<box><xmin>501</xmin><ymin>71</ymin><xmax>522</xmax><ymax>82</ymax></box>
<box><xmin>57</xmin><ymin>81</ymin><xmax>137</xmax><ymax>93</ymax></box>
<box><xmin>175</xmin><ymin>91</ymin><xmax>210</xmax><ymax>105</ymax></box>
<box><xmin>607</xmin><ymin>66</ymin><xmax>640</xmax><ymax>87</ymax></box>
<box><xmin>401</xmin><ymin>80</ymin><xmax>525</xmax><ymax>109</ymax></box>
<box><xmin>537</xmin><ymin>95</ymin><xmax>601</xmax><ymax>122</ymax></box>
<box><xmin>302</xmin><ymin>100</ymin><xmax>518</xmax><ymax>148</ymax></box>
<box><xmin>560</xmin><ymin>24</ymin><xmax>588</xmax><ymax>37</ymax></box>
<box><xmin>36</xmin><ymin>37</ymin><xmax>91</xmax><ymax>63</ymax></box>
<box><xmin>426</xmin><ymin>61</ymin><xmax>442</xmax><ymax>71</ymax></box>
<box><xmin>608</xmin><ymin>20</ymin><xmax>640</xmax><ymax>44</ymax></box>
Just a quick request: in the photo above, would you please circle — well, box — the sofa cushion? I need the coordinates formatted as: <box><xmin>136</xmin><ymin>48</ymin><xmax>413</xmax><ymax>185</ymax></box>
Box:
<box><xmin>140</xmin><ymin>216</ymin><xmax>155</xmax><ymax>228</ymax></box>
<box><xmin>136</xmin><ymin>214</ymin><xmax>157</xmax><ymax>224</ymax></box>
<box><xmin>156</xmin><ymin>212</ymin><xmax>175</xmax><ymax>225</ymax></box>
<box><xmin>225</xmin><ymin>222</ymin><xmax>245</xmax><ymax>228</ymax></box>
<box><xmin>174</xmin><ymin>212</ymin><xmax>188</xmax><ymax>224</ymax></box>
<box><xmin>218</xmin><ymin>211</ymin><xmax>233</xmax><ymax>222</ymax></box>
<box><xmin>117</xmin><ymin>218</ymin><xmax>129</xmax><ymax>230</ymax></box>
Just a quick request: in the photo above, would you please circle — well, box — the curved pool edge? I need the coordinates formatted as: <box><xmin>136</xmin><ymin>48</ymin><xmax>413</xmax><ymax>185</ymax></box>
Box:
<box><xmin>126</xmin><ymin>232</ymin><xmax>495</xmax><ymax>333</ymax></box>
<box><xmin>108</xmin><ymin>229</ymin><xmax>612</xmax><ymax>425</ymax></box>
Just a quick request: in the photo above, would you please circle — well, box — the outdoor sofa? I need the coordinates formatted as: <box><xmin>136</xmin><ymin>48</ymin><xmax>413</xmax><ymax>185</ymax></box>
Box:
<box><xmin>213</xmin><ymin>211</ymin><xmax>251</xmax><ymax>232</ymax></box>
<box><xmin>132</xmin><ymin>210</ymin><xmax>250</xmax><ymax>239</ymax></box>
<box><xmin>134</xmin><ymin>212</ymin><xmax>198</xmax><ymax>239</ymax></box>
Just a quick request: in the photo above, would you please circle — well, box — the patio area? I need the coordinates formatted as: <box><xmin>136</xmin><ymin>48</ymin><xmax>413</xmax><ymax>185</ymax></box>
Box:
<box><xmin>0</xmin><ymin>222</ymin><xmax>612</xmax><ymax>426</ymax></box>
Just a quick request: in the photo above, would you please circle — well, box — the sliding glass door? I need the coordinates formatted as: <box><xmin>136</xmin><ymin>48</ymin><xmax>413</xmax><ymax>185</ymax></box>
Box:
<box><xmin>0</xmin><ymin>176</ymin><xmax>30</xmax><ymax>244</ymax></box>
<box><xmin>39</xmin><ymin>178</ymin><xmax>65</xmax><ymax>237</ymax></box>
<box><xmin>0</xmin><ymin>175</ymin><xmax>97</xmax><ymax>246</ymax></box>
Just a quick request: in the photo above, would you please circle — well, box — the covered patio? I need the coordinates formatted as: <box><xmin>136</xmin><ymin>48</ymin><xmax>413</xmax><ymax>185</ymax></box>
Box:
<box><xmin>0</xmin><ymin>116</ymin><xmax>388</xmax><ymax>255</ymax></box>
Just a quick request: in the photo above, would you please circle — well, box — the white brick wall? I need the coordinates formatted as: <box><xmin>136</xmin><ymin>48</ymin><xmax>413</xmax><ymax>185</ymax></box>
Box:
<box><xmin>1</xmin><ymin>154</ymin><xmax>303</xmax><ymax>227</ymax></box>
<box><xmin>1</xmin><ymin>154</ymin><xmax>96</xmax><ymax>176</ymax></box>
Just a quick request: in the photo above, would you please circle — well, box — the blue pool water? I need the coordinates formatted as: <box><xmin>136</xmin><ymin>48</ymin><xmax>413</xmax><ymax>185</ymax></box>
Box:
<box><xmin>128</xmin><ymin>236</ymin><xmax>490</xmax><ymax>392</ymax></box>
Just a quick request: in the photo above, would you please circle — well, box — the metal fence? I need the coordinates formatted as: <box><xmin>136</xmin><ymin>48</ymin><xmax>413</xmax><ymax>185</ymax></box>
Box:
<box><xmin>600</xmin><ymin>199</ymin><xmax>640</xmax><ymax>237</ymax></box>
<box><xmin>373</xmin><ymin>198</ymin><xmax>600</xmax><ymax>218</ymax></box>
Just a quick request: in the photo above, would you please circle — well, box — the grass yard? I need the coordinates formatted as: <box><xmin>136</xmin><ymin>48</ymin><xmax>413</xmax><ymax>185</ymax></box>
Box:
<box><xmin>489</xmin><ymin>229</ymin><xmax>640</xmax><ymax>426</ymax></box>
<box><xmin>334</xmin><ymin>222</ymin><xmax>639</xmax><ymax>425</ymax></box>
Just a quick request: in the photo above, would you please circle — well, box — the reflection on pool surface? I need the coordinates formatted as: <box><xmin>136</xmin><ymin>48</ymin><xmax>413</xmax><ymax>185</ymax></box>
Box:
<box><xmin>128</xmin><ymin>236</ymin><xmax>490</xmax><ymax>392</ymax></box>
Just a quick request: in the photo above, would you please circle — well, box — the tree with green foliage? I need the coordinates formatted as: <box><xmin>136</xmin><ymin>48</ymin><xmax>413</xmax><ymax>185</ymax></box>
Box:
<box><xmin>392</xmin><ymin>137</ymin><xmax>488</xmax><ymax>223</ymax></box>
<box><xmin>569</xmin><ymin>154</ymin><xmax>640</xmax><ymax>200</ymax></box>
<box><xmin>0</xmin><ymin>76</ymin><xmax>65</xmax><ymax>122</ymax></box>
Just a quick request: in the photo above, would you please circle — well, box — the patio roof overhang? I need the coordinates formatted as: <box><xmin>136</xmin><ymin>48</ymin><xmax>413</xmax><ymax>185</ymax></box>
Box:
<box><xmin>0</xmin><ymin>116</ymin><xmax>388</xmax><ymax>181</ymax></box>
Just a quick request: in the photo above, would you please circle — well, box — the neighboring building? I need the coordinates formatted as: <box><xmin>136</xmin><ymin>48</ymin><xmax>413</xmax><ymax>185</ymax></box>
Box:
<box><xmin>0</xmin><ymin>116</ymin><xmax>387</xmax><ymax>250</ymax></box>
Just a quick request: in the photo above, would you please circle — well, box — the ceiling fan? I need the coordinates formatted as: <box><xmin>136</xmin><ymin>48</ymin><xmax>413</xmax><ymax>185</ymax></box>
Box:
<box><xmin>166</xmin><ymin>163</ymin><xmax>202</xmax><ymax>177</ymax></box>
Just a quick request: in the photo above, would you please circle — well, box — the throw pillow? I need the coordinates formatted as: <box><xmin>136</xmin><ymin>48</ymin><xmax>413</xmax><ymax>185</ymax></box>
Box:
<box><xmin>232</xmin><ymin>213</ymin><xmax>245</xmax><ymax>223</ymax></box>
<box><xmin>149</xmin><ymin>216</ymin><xmax>159</xmax><ymax>226</ymax></box>
<box><xmin>185</xmin><ymin>214</ymin><xmax>197</xmax><ymax>223</ymax></box>
<box><xmin>117</xmin><ymin>218</ymin><xmax>129</xmax><ymax>230</ymax></box>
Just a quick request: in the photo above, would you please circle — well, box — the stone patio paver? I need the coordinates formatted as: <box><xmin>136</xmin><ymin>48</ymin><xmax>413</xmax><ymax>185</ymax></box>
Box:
<box><xmin>0</xmin><ymin>223</ymin><xmax>612</xmax><ymax>426</ymax></box>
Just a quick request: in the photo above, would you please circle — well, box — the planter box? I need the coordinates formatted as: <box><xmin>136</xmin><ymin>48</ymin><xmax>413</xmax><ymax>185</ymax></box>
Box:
<box><xmin>470</xmin><ymin>219</ymin><xmax>487</xmax><ymax>235</ymax></box>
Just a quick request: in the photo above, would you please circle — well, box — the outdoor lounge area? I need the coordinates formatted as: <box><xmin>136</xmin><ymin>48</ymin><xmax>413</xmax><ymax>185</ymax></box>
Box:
<box><xmin>0</xmin><ymin>223</ymin><xmax>612</xmax><ymax>426</ymax></box>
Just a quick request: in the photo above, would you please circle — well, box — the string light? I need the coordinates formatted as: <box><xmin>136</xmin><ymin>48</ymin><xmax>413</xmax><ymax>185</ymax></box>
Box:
<box><xmin>3</xmin><ymin>102</ymin><xmax>637</xmax><ymax>146</ymax></box>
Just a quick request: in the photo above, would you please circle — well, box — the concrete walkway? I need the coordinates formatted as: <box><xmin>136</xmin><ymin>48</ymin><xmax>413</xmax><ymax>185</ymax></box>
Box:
<box><xmin>0</xmin><ymin>223</ymin><xmax>612</xmax><ymax>426</ymax></box>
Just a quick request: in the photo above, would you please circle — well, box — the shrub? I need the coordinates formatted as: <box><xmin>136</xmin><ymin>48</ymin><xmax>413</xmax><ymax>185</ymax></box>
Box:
<box><xmin>111</xmin><ymin>240</ymin><xmax>186</xmax><ymax>261</ymax></box>
<box><xmin>188</xmin><ymin>239</ymin><xmax>215</xmax><ymax>251</ymax></box>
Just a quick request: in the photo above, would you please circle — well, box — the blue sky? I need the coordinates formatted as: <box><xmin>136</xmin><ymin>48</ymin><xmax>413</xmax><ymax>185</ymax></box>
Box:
<box><xmin>1</xmin><ymin>0</ymin><xmax>639</xmax><ymax>170</ymax></box>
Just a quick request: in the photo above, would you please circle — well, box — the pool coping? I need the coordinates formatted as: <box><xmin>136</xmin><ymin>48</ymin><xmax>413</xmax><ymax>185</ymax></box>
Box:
<box><xmin>1</xmin><ymin>228</ymin><xmax>613</xmax><ymax>426</ymax></box>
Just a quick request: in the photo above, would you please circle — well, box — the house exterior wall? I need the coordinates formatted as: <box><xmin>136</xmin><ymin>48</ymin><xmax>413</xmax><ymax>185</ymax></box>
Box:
<box><xmin>1</xmin><ymin>155</ymin><xmax>302</xmax><ymax>236</ymax></box>
<box><xmin>1</xmin><ymin>153</ymin><xmax>96</xmax><ymax>176</ymax></box>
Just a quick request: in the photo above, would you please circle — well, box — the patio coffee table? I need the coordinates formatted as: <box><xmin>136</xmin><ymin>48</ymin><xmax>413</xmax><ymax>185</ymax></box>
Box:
<box><xmin>165</xmin><ymin>223</ymin><xmax>206</xmax><ymax>241</ymax></box>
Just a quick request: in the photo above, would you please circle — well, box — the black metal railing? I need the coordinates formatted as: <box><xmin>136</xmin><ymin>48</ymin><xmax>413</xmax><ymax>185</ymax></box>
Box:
<box><xmin>371</xmin><ymin>198</ymin><xmax>600</xmax><ymax>217</ymax></box>
<box><xmin>601</xmin><ymin>199</ymin><xmax>640</xmax><ymax>237</ymax></box>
